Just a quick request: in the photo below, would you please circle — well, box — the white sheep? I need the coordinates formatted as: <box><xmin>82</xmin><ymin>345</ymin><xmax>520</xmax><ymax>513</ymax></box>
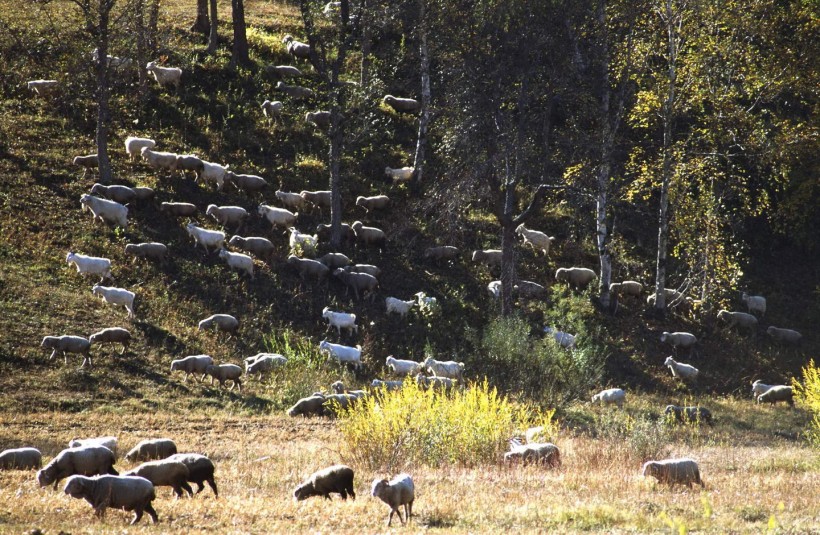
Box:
<box><xmin>348</xmin><ymin>264</ymin><xmax>382</xmax><ymax>278</ymax></box>
<box><xmin>227</xmin><ymin>172</ymin><xmax>267</xmax><ymax>194</ymax></box>
<box><xmin>766</xmin><ymin>326</ymin><xmax>802</xmax><ymax>345</ymax></box>
<box><xmin>170</xmin><ymin>355</ymin><xmax>214</xmax><ymax>382</ymax></box>
<box><xmin>741</xmin><ymin>292</ymin><xmax>766</xmax><ymax>317</ymax></box>
<box><xmin>717</xmin><ymin>310</ymin><xmax>759</xmax><ymax>332</ymax></box>
<box><xmin>205</xmin><ymin>363</ymin><xmax>243</xmax><ymax>391</ymax></box>
<box><xmin>91</xmin><ymin>284</ymin><xmax>135</xmax><ymax>317</ymax></box>
<box><xmin>356</xmin><ymin>195</ymin><xmax>390</xmax><ymax>212</ymax></box>
<box><xmin>259</xmin><ymin>204</ymin><xmax>298</xmax><ymax>229</ymax></box>
<box><xmin>124</xmin><ymin>460</ymin><xmax>193</xmax><ymax>498</ymax></box>
<box><xmin>424</xmin><ymin>245</ymin><xmax>459</xmax><ymax>262</ymax></box>
<box><xmin>306</xmin><ymin>110</ymin><xmax>331</xmax><ymax>129</ymax></box>
<box><xmin>176</xmin><ymin>155</ymin><xmax>204</xmax><ymax>179</ymax></box>
<box><xmin>228</xmin><ymin>236</ymin><xmax>274</xmax><ymax>261</ymax></box>
<box><xmin>282</xmin><ymin>35</ymin><xmax>311</xmax><ymax>61</ymax></box>
<box><xmin>591</xmin><ymin>388</ymin><xmax>625</xmax><ymax>408</ymax></box>
<box><xmin>385</xmin><ymin>297</ymin><xmax>415</xmax><ymax>318</ymax></box>
<box><xmin>124</xmin><ymin>242</ymin><xmax>168</xmax><ymax>263</ymax></box>
<box><xmin>385</xmin><ymin>356</ymin><xmax>423</xmax><ymax>376</ymax></box>
<box><xmin>68</xmin><ymin>437</ymin><xmax>118</xmax><ymax>458</ymax></box>
<box><xmin>371</xmin><ymin>474</ymin><xmax>414</xmax><ymax>527</ymax></box>
<box><xmin>41</xmin><ymin>335</ymin><xmax>92</xmax><ymax>366</ymax></box>
<box><xmin>664</xmin><ymin>356</ymin><xmax>699</xmax><ymax>381</ymax></box>
<box><xmin>322</xmin><ymin>307</ymin><xmax>358</xmax><ymax>335</ymax></box>
<box><xmin>487</xmin><ymin>280</ymin><xmax>502</xmax><ymax>298</ymax></box>
<box><xmin>124</xmin><ymin>137</ymin><xmax>156</xmax><ymax>161</ymax></box>
<box><xmin>91</xmin><ymin>48</ymin><xmax>134</xmax><ymax>70</ymax></box>
<box><xmin>299</xmin><ymin>190</ymin><xmax>332</xmax><ymax>210</ymax></box>
<box><xmin>140</xmin><ymin>147</ymin><xmax>179</xmax><ymax>172</ymax></box>
<box><xmin>165</xmin><ymin>453</ymin><xmax>218</xmax><ymax>497</ymax></box>
<box><xmin>351</xmin><ymin>221</ymin><xmax>386</xmax><ymax>248</ymax></box>
<box><xmin>265</xmin><ymin>64</ymin><xmax>303</xmax><ymax>78</ymax></box>
<box><xmin>289</xmin><ymin>227</ymin><xmax>318</xmax><ymax>254</ymax></box>
<box><xmin>244</xmin><ymin>353</ymin><xmax>287</xmax><ymax>380</ymax></box>
<box><xmin>36</xmin><ymin>445</ymin><xmax>117</xmax><ymax>489</ymax></box>
<box><xmin>63</xmin><ymin>475</ymin><xmax>158</xmax><ymax>524</ymax></box>
<box><xmin>319</xmin><ymin>340</ymin><xmax>362</xmax><ymax>369</ymax></box>
<box><xmin>414</xmin><ymin>373</ymin><xmax>455</xmax><ymax>392</ymax></box>
<box><xmin>555</xmin><ymin>267</ymin><xmax>597</xmax><ymax>290</ymax></box>
<box><xmin>385</xmin><ymin>166</ymin><xmax>415</xmax><ymax>182</ymax></box>
<box><xmin>207</xmin><ymin>204</ymin><xmax>249</xmax><ymax>230</ymax></box>
<box><xmin>316</xmin><ymin>223</ymin><xmax>357</xmax><ymax>244</ymax></box>
<box><xmin>125</xmin><ymin>439</ymin><xmax>178</xmax><ymax>462</ymax></box>
<box><xmin>0</xmin><ymin>447</ymin><xmax>42</xmax><ymax>470</ymax></box>
<box><xmin>609</xmin><ymin>280</ymin><xmax>643</xmax><ymax>298</ymax></box>
<box><xmin>88</xmin><ymin>327</ymin><xmax>131</xmax><ymax>354</ymax></box>
<box><xmin>199</xmin><ymin>161</ymin><xmax>230</xmax><ymax>190</ymax></box>
<box><xmin>146</xmin><ymin>60</ymin><xmax>182</xmax><ymax>89</ymax></box>
<box><xmin>261</xmin><ymin>99</ymin><xmax>283</xmax><ymax>120</ymax></box>
<box><xmin>642</xmin><ymin>458</ymin><xmax>704</xmax><ymax>488</ymax></box>
<box><xmin>382</xmin><ymin>95</ymin><xmax>420</xmax><ymax>113</ymax></box>
<box><xmin>543</xmin><ymin>326</ymin><xmax>576</xmax><ymax>349</ymax></box>
<box><xmin>198</xmin><ymin>314</ymin><xmax>239</xmax><ymax>334</ymax></box>
<box><xmin>160</xmin><ymin>202</ymin><xmax>198</xmax><ymax>217</ymax></box>
<box><xmin>370</xmin><ymin>379</ymin><xmax>403</xmax><ymax>391</ymax></box>
<box><xmin>423</xmin><ymin>356</ymin><xmax>464</xmax><ymax>381</ymax></box>
<box><xmin>513</xmin><ymin>281</ymin><xmax>547</xmax><ymax>298</ymax></box>
<box><xmin>751</xmin><ymin>380</ymin><xmax>774</xmax><ymax>398</ymax></box>
<box><xmin>333</xmin><ymin>268</ymin><xmax>379</xmax><ymax>300</ymax></box>
<box><xmin>66</xmin><ymin>252</ymin><xmax>112</xmax><ymax>282</ymax></box>
<box><xmin>330</xmin><ymin>381</ymin><xmax>368</xmax><ymax>398</ymax></box>
<box><xmin>472</xmin><ymin>249</ymin><xmax>502</xmax><ymax>268</ymax></box>
<box><xmin>757</xmin><ymin>385</ymin><xmax>794</xmax><ymax>406</ymax></box>
<box><xmin>27</xmin><ymin>79</ymin><xmax>59</xmax><ymax>96</ymax></box>
<box><xmin>660</xmin><ymin>331</ymin><xmax>698</xmax><ymax>353</ymax></box>
<box><xmin>80</xmin><ymin>194</ymin><xmax>128</xmax><ymax>228</ymax></box>
<box><xmin>322</xmin><ymin>1</ymin><xmax>341</xmax><ymax>16</ymax></box>
<box><xmin>90</xmin><ymin>183</ymin><xmax>137</xmax><ymax>204</ymax></box>
<box><xmin>275</xmin><ymin>190</ymin><xmax>305</xmax><ymax>210</ymax></box>
<box><xmin>219</xmin><ymin>249</ymin><xmax>254</xmax><ymax>279</ymax></box>
<box><xmin>515</xmin><ymin>224</ymin><xmax>555</xmax><ymax>255</ymax></box>
<box><xmin>318</xmin><ymin>252</ymin><xmax>352</xmax><ymax>269</ymax></box>
<box><xmin>288</xmin><ymin>255</ymin><xmax>330</xmax><ymax>282</ymax></box>
<box><xmin>73</xmin><ymin>154</ymin><xmax>99</xmax><ymax>177</ymax></box>
<box><xmin>186</xmin><ymin>223</ymin><xmax>226</xmax><ymax>252</ymax></box>
<box><xmin>504</xmin><ymin>440</ymin><xmax>561</xmax><ymax>467</ymax></box>
<box><xmin>275</xmin><ymin>81</ymin><xmax>314</xmax><ymax>99</ymax></box>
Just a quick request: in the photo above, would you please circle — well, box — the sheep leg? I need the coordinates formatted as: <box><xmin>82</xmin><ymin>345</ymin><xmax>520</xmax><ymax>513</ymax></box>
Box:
<box><xmin>49</xmin><ymin>349</ymin><xmax>57</xmax><ymax>360</ymax></box>
<box><xmin>145</xmin><ymin>502</ymin><xmax>159</xmax><ymax>523</ymax></box>
<box><xmin>63</xmin><ymin>352</ymin><xmax>68</xmax><ymax>365</ymax></box>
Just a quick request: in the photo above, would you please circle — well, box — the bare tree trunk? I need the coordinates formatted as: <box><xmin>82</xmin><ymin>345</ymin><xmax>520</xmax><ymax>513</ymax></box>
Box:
<box><xmin>595</xmin><ymin>0</ymin><xmax>613</xmax><ymax>310</ymax></box>
<box><xmin>230</xmin><ymin>0</ymin><xmax>251</xmax><ymax>67</ymax></box>
<box><xmin>135</xmin><ymin>0</ymin><xmax>148</xmax><ymax>108</ymax></box>
<box><xmin>500</xmin><ymin>217</ymin><xmax>516</xmax><ymax>317</ymax></box>
<box><xmin>359</xmin><ymin>0</ymin><xmax>370</xmax><ymax>88</ymax></box>
<box><xmin>412</xmin><ymin>0</ymin><xmax>431</xmax><ymax>192</ymax></box>
<box><xmin>329</xmin><ymin>86</ymin><xmax>344</xmax><ymax>249</ymax></box>
<box><xmin>147</xmin><ymin>0</ymin><xmax>160</xmax><ymax>52</ymax></box>
<box><xmin>191</xmin><ymin>0</ymin><xmax>210</xmax><ymax>35</ymax></box>
<box><xmin>95</xmin><ymin>0</ymin><xmax>114</xmax><ymax>185</ymax></box>
<box><xmin>206</xmin><ymin>0</ymin><xmax>218</xmax><ymax>54</ymax></box>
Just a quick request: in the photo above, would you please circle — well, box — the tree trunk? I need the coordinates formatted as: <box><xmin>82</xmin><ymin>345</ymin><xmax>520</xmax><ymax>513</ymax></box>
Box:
<box><xmin>412</xmin><ymin>0</ymin><xmax>431</xmax><ymax>192</ymax></box>
<box><xmin>191</xmin><ymin>0</ymin><xmax>210</xmax><ymax>35</ymax></box>
<box><xmin>500</xmin><ymin>221</ymin><xmax>516</xmax><ymax>316</ymax></box>
<box><xmin>147</xmin><ymin>0</ymin><xmax>160</xmax><ymax>52</ymax></box>
<box><xmin>595</xmin><ymin>0</ymin><xmax>612</xmax><ymax>310</ymax></box>
<box><xmin>135</xmin><ymin>0</ymin><xmax>148</xmax><ymax>108</ymax></box>
<box><xmin>328</xmin><ymin>92</ymin><xmax>344</xmax><ymax>250</ymax></box>
<box><xmin>95</xmin><ymin>0</ymin><xmax>113</xmax><ymax>185</ymax></box>
<box><xmin>359</xmin><ymin>0</ymin><xmax>370</xmax><ymax>88</ymax></box>
<box><xmin>230</xmin><ymin>0</ymin><xmax>251</xmax><ymax>67</ymax></box>
<box><xmin>206</xmin><ymin>0</ymin><xmax>218</xmax><ymax>54</ymax></box>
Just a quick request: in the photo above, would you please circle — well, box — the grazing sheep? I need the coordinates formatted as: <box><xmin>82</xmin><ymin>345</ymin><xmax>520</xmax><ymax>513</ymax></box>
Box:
<box><xmin>504</xmin><ymin>440</ymin><xmax>561</xmax><ymax>467</ymax></box>
<box><xmin>423</xmin><ymin>356</ymin><xmax>464</xmax><ymax>381</ymax></box>
<box><xmin>288</xmin><ymin>255</ymin><xmax>330</xmax><ymax>282</ymax></box>
<box><xmin>282</xmin><ymin>35</ymin><xmax>311</xmax><ymax>62</ymax></box>
<box><xmin>414</xmin><ymin>373</ymin><xmax>455</xmax><ymax>393</ymax></box>
<box><xmin>175</xmin><ymin>154</ymin><xmax>205</xmax><ymax>178</ymax></box>
<box><xmin>717</xmin><ymin>310</ymin><xmax>759</xmax><ymax>332</ymax></box>
<box><xmin>66</xmin><ymin>252</ymin><xmax>112</xmax><ymax>282</ymax></box>
<box><xmin>198</xmin><ymin>314</ymin><xmax>239</xmax><ymax>334</ymax></box>
<box><xmin>766</xmin><ymin>326</ymin><xmax>802</xmax><ymax>345</ymax></box>
<box><xmin>165</xmin><ymin>453</ymin><xmax>218</xmax><ymax>497</ymax></box>
<box><xmin>124</xmin><ymin>137</ymin><xmax>156</xmax><ymax>161</ymax></box>
<box><xmin>266</xmin><ymin>64</ymin><xmax>303</xmax><ymax>78</ymax></box>
<box><xmin>351</xmin><ymin>221</ymin><xmax>386</xmax><ymax>248</ymax></box>
<box><xmin>287</xmin><ymin>394</ymin><xmax>327</xmax><ymax>417</ymax></box>
<box><xmin>319</xmin><ymin>340</ymin><xmax>363</xmax><ymax>370</ymax></box>
<box><xmin>88</xmin><ymin>327</ymin><xmax>131</xmax><ymax>354</ymax></box>
<box><xmin>385</xmin><ymin>166</ymin><xmax>415</xmax><ymax>182</ymax></box>
<box><xmin>647</xmin><ymin>288</ymin><xmax>687</xmax><ymax>308</ymax></box>
<box><xmin>757</xmin><ymin>385</ymin><xmax>794</xmax><ymax>407</ymax></box>
<box><xmin>170</xmin><ymin>355</ymin><xmax>214</xmax><ymax>382</ymax></box>
<box><xmin>37</xmin><ymin>445</ymin><xmax>118</xmax><ymax>489</ymax></box>
<box><xmin>91</xmin><ymin>48</ymin><xmax>134</xmax><ymax>70</ymax></box>
<box><xmin>207</xmin><ymin>204</ymin><xmax>248</xmax><ymax>231</ymax></box>
<box><xmin>385</xmin><ymin>297</ymin><xmax>415</xmax><ymax>318</ymax></box>
<box><xmin>261</xmin><ymin>99</ymin><xmax>284</xmax><ymax>120</ymax></box>
<box><xmin>591</xmin><ymin>388</ymin><xmax>626</xmax><ymax>408</ymax></box>
<box><xmin>306</xmin><ymin>110</ymin><xmax>331</xmax><ymax>129</ymax></box>
<box><xmin>382</xmin><ymin>95</ymin><xmax>420</xmax><ymax>113</ymax></box>
<box><xmin>515</xmin><ymin>224</ymin><xmax>555</xmax><ymax>255</ymax></box>
<box><xmin>140</xmin><ymin>147</ymin><xmax>179</xmax><ymax>173</ymax></box>
<box><xmin>472</xmin><ymin>249</ymin><xmax>502</xmax><ymax>268</ymax></box>
<box><xmin>124</xmin><ymin>242</ymin><xmax>167</xmax><ymax>263</ymax></box>
<box><xmin>370</xmin><ymin>379</ymin><xmax>403</xmax><ymax>391</ymax></box>
<box><xmin>289</xmin><ymin>228</ymin><xmax>318</xmax><ymax>254</ymax></box>
<box><xmin>609</xmin><ymin>280</ymin><xmax>643</xmax><ymax>298</ymax></box>
<box><xmin>513</xmin><ymin>280</ymin><xmax>547</xmax><ymax>298</ymax></box>
<box><xmin>318</xmin><ymin>252</ymin><xmax>352</xmax><ymax>269</ymax></box>
<box><xmin>424</xmin><ymin>245</ymin><xmax>459</xmax><ymax>262</ymax></box>
<box><xmin>229</xmin><ymin>236</ymin><xmax>275</xmax><ymax>261</ymax></box>
<box><xmin>92</xmin><ymin>284</ymin><xmax>136</xmax><ymax>318</ymax></box>
<box><xmin>316</xmin><ymin>222</ymin><xmax>357</xmax><ymax>244</ymax></box>
<box><xmin>73</xmin><ymin>154</ymin><xmax>99</xmax><ymax>177</ymax></box>
<box><xmin>322</xmin><ymin>307</ymin><xmax>358</xmax><ymax>335</ymax></box>
<box><xmin>346</xmin><ymin>264</ymin><xmax>382</xmax><ymax>278</ymax></box>
<box><xmin>64</xmin><ymin>475</ymin><xmax>158</xmax><ymax>524</ymax></box>
<box><xmin>660</xmin><ymin>331</ymin><xmax>698</xmax><ymax>353</ymax></box>
<box><xmin>186</xmin><ymin>223</ymin><xmax>226</xmax><ymax>253</ymax></box>
<box><xmin>642</xmin><ymin>458</ymin><xmax>704</xmax><ymax>488</ymax></box>
<box><xmin>356</xmin><ymin>195</ymin><xmax>390</xmax><ymax>212</ymax></box>
<box><xmin>275</xmin><ymin>190</ymin><xmax>305</xmax><ymax>210</ymax></box>
<box><xmin>200</xmin><ymin>161</ymin><xmax>231</xmax><ymax>190</ymax></box>
<box><xmin>329</xmin><ymin>381</ymin><xmax>367</xmax><ymax>398</ymax></box>
<box><xmin>751</xmin><ymin>380</ymin><xmax>774</xmax><ymax>398</ymax></box>
<box><xmin>664</xmin><ymin>405</ymin><xmax>713</xmax><ymax>425</ymax></box>
<box><xmin>146</xmin><ymin>60</ymin><xmax>182</xmax><ymax>89</ymax></box>
<box><xmin>205</xmin><ymin>364</ymin><xmax>243</xmax><ymax>391</ymax></box>
<box><xmin>90</xmin><ymin>183</ymin><xmax>136</xmax><ymax>204</ymax></box>
<box><xmin>125</xmin><ymin>439</ymin><xmax>177</xmax><ymax>463</ymax></box>
<box><xmin>294</xmin><ymin>465</ymin><xmax>356</xmax><ymax>501</ymax></box>
<box><xmin>133</xmin><ymin>186</ymin><xmax>155</xmax><ymax>201</ymax></box>
<box><xmin>555</xmin><ymin>267</ymin><xmax>597</xmax><ymax>290</ymax></box>
<box><xmin>125</xmin><ymin>460</ymin><xmax>192</xmax><ymax>498</ymax></box>
<box><xmin>41</xmin><ymin>335</ymin><xmax>92</xmax><ymax>366</ymax></box>
<box><xmin>245</xmin><ymin>353</ymin><xmax>287</xmax><ymax>380</ymax></box>
<box><xmin>161</xmin><ymin>201</ymin><xmax>198</xmax><ymax>217</ymax></box>
<box><xmin>227</xmin><ymin>172</ymin><xmax>268</xmax><ymax>194</ymax></box>
<box><xmin>385</xmin><ymin>356</ymin><xmax>423</xmax><ymax>376</ymax></box>
<box><xmin>275</xmin><ymin>81</ymin><xmax>314</xmax><ymax>99</ymax></box>
<box><xmin>68</xmin><ymin>437</ymin><xmax>118</xmax><ymax>457</ymax></box>
<box><xmin>371</xmin><ymin>474</ymin><xmax>414</xmax><ymax>526</ymax></box>
<box><xmin>80</xmin><ymin>194</ymin><xmax>128</xmax><ymax>228</ymax></box>
<box><xmin>0</xmin><ymin>447</ymin><xmax>42</xmax><ymax>470</ymax></box>
<box><xmin>299</xmin><ymin>190</ymin><xmax>332</xmax><ymax>210</ymax></box>
<box><xmin>487</xmin><ymin>280</ymin><xmax>502</xmax><ymax>298</ymax></box>
<box><xmin>543</xmin><ymin>326</ymin><xmax>576</xmax><ymax>349</ymax></box>
<box><xmin>664</xmin><ymin>356</ymin><xmax>699</xmax><ymax>381</ymax></box>
<box><xmin>741</xmin><ymin>292</ymin><xmax>766</xmax><ymax>317</ymax></box>
<box><xmin>323</xmin><ymin>392</ymin><xmax>362</xmax><ymax>415</ymax></box>
<box><xmin>259</xmin><ymin>204</ymin><xmax>298</xmax><ymax>229</ymax></box>
<box><xmin>333</xmin><ymin>268</ymin><xmax>379</xmax><ymax>300</ymax></box>
<box><xmin>323</xmin><ymin>1</ymin><xmax>341</xmax><ymax>16</ymax></box>
<box><xmin>219</xmin><ymin>249</ymin><xmax>255</xmax><ymax>279</ymax></box>
<box><xmin>27</xmin><ymin>79</ymin><xmax>59</xmax><ymax>96</ymax></box>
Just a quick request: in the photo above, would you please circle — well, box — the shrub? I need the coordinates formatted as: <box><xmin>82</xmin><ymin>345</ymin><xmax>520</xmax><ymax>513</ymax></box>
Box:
<box><xmin>794</xmin><ymin>359</ymin><xmax>820</xmax><ymax>446</ymax></box>
<box><xmin>595</xmin><ymin>410</ymin><xmax>669</xmax><ymax>462</ymax></box>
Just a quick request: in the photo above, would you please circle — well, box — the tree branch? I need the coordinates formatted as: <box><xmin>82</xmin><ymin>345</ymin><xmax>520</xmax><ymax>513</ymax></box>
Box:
<box><xmin>512</xmin><ymin>183</ymin><xmax>565</xmax><ymax>226</ymax></box>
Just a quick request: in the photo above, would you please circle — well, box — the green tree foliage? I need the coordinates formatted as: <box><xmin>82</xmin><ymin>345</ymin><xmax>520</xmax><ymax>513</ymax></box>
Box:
<box><xmin>794</xmin><ymin>360</ymin><xmax>820</xmax><ymax>447</ymax></box>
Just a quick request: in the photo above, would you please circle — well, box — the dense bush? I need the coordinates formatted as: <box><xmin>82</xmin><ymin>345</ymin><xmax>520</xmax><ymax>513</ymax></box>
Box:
<box><xmin>794</xmin><ymin>359</ymin><xmax>820</xmax><ymax>447</ymax></box>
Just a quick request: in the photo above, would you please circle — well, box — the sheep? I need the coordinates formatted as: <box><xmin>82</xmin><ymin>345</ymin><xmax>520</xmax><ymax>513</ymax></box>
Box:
<box><xmin>504</xmin><ymin>441</ymin><xmax>561</xmax><ymax>467</ymax></box>
<box><xmin>264</xmin><ymin>65</ymin><xmax>303</xmax><ymax>78</ymax></box>
<box><xmin>555</xmin><ymin>267</ymin><xmax>597</xmax><ymax>290</ymax></box>
<box><xmin>487</xmin><ymin>280</ymin><xmax>502</xmax><ymax>298</ymax></box>
<box><xmin>175</xmin><ymin>154</ymin><xmax>205</xmax><ymax>178</ymax></box>
<box><xmin>424</xmin><ymin>245</ymin><xmax>459</xmax><ymax>262</ymax></box>
<box><xmin>385</xmin><ymin>356</ymin><xmax>423</xmax><ymax>376</ymax></box>
<box><xmin>323</xmin><ymin>392</ymin><xmax>362</xmax><ymax>415</ymax></box>
<box><xmin>217</xmin><ymin>249</ymin><xmax>254</xmax><ymax>279</ymax></box>
<box><xmin>80</xmin><ymin>194</ymin><xmax>128</xmax><ymax>228</ymax></box>
<box><xmin>664</xmin><ymin>405</ymin><xmax>713</xmax><ymax>425</ymax></box>
<box><xmin>282</xmin><ymin>35</ymin><xmax>312</xmax><ymax>62</ymax></box>
<box><xmin>346</xmin><ymin>264</ymin><xmax>382</xmax><ymax>278</ymax></box>
<box><xmin>322</xmin><ymin>307</ymin><xmax>358</xmax><ymax>335</ymax></box>
<box><xmin>323</xmin><ymin>1</ymin><xmax>341</xmax><ymax>16</ymax></box>
<box><xmin>751</xmin><ymin>380</ymin><xmax>775</xmax><ymax>398</ymax></box>
<box><xmin>90</xmin><ymin>183</ymin><xmax>137</xmax><ymax>204</ymax></box>
<box><xmin>333</xmin><ymin>268</ymin><xmax>379</xmax><ymax>300</ymax></box>
<box><xmin>289</xmin><ymin>228</ymin><xmax>318</xmax><ymax>255</ymax></box>
<box><xmin>88</xmin><ymin>327</ymin><xmax>131</xmax><ymax>354</ymax></box>
<box><xmin>146</xmin><ymin>60</ymin><xmax>182</xmax><ymax>89</ymax></box>
<box><xmin>186</xmin><ymin>223</ymin><xmax>226</xmax><ymax>253</ymax></box>
<box><xmin>68</xmin><ymin>437</ymin><xmax>118</xmax><ymax>458</ymax></box>
<box><xmin>133</xmin><ymin>186</ymin><xmax>155</xmax><ymax>201</ymax></box>
<box><xmin>275</xmin><ymin>190</ymin><xmax>305</xmax><ymax>210</ymax></box>
<box><xmin>766</xmin><ymin>326</ymin><xmax>803</xmax><ymax>345</ymax></box>
<box><xmin>316</xmin><ymin>222</ymin><xmax>357</xmax><ymax>244</ymax></box>
<box><xmin>229</xmin><ymin>236</ymin><xmax>275</xmax><ymax>261</ymax></box>
<box><xmin>371</xmin><ymin>474</ymin><xmax>414</xmax><ymax>526</ymax></box>
<box><xmin>717</xmin><ymin>310</ymin><xmax>759</xmax><ymax>332</ymax></box>
<box><xmin>647</xmin><ymin>288</ymin><xmax>687</xmax><ymax>308</ymax></box>
<box><xmin>165</xmin><ymin>453</ymin><xmax>218</xmax><ymax>497</ymax></box>
<box><xmin>261</xmin><ymin>99</ymin><xmax>284</xmax><ymax>120</ymax></box>
<box><xmin>91</xmin><ymin>284</ymin><xmax>136</xmax><ymax>318</ymax></box>
<box><xmin>299</xmin><ymin>190</ymin><xmax>332</xmax><ymax>210</ymax></box>
<box><xmin>318</xmin><ymin>252</ymin><xmax>352</xmax><ymax>269</ymax></box>
<box><xmin>741</xmin><ymin>292</ymin><xmax>766</xmax><ymax>317</ymax></box>
<box><xmin>198</xmin><ymin>314</ymin><xmax>239</xmax><ymax>334</ymax></box>
<box><xmin>415</xmin><ymin>291</ymin><xmax>438</xmax><ymax>311</ymax></box>
<box><xmin>515</xmin><ymin>224</ymin><xmax>555</xmax><ymax>255</ymax></box>
<box><xmin>41</xmin><ymin>335</ymin><xmax>92</xmax><ymax>366</ymax></box>
<box><xmin>125</xmin><ymin>460</ymin><xmax>193</xmax><ymax>498</ymax></box>
<box><xmin>206</xmin><ymin>205</ymin><xmax>248</xmax><ymax>231</ymax></box>
<box><xmin>472</xmin><ymin>249</ymin><xmax>502</xmax><ymax>268</ymax></box>
<box><xmin>355</xmin><ymin>195</ymin><xmax>390</xmax><ymax>212</ymax></box>
<box><xmin>205</xmin><ymin>363</ymin><xmax>243</xmax><ymax>391</ymax></box>
<box><xmin>125</xmin><ymin>439</ymin><xmax>178</xmax><ymax>462</ymax></box>
<box><xmin>513</xmin><ymin>280</ymin><xmax>547</xmax><ymax>298</ymax></box>
<box><xmin>609</xmin><ymin>280</ymin><xmax>643</xmax><ymax>298</ymax></box>
<box><xmin>641</xmin><ymin>458</ymin><xmax>704</xmax><ymax>488</ymax></box>
<box><xmin>37</xmin><ymin>445</ymin><xmax>118</xmax><ymax>489</ymax></box>
<box><xmin>591</xmin><ymin>388</ymin><xmax>626</xmax><ymax>408</ymax></box>
<box><xmin>227</xmin><ymin>172</ymin><xmax>268</xmax><ymax>194</ymax></box>
<box><xmin>757</xmin><ymin>385</ymin><xmax>794</xmax><ymax>407</ymax></box>
<box><xmin>287</xmin><ymin>394</ymin><xmax>327</xmax><ymax>417</ymax></box>
<box><xmin>660</xmin><ymin>331</ymin><xmax>698</xmax><ymax>353</ymax></box>
<box><xmin>385</xmin><ymin>297</ymin><xmax>415</xmax><ymax>318</ymax></box>
<box><xmin>73</xmin><ymin>153</ymin><xmax>99</xmax><ymax>177</ymax></box>
<box><xmin>199</xmin><ymin>161</ymin><xmax>231</xmax><ymax>191</ymax></box>
<box><xmin>287</xmin><ymin>255</ymin><xmax>330</xmax><ymax>282</ymax></box>
<box><xmin>140</xmin><ymin>147</ymin><xmax>179</xmax><ymax>172</ymax></box>
<box><xmin>66</xmin><ymin>251</ymin><xmax>112</xmax><ymax>282</ymax></box>
<box><xmin>27</xmin><ymin>79</ymin><xmax>59</xmax><ymax>96</ymax></box>
<box><xmin>124</xmin><ymin>242</ymin><xmax>167</xmax><ymax>263</ymax></box>
<box><xmin>91</xmin><ymin>48</ymin><xmax>134</xmax><ymax>70</ymax></box>
<box><xmin>259</xmin><ymin>204</ymin><xmax>298</xmax><ymax>229</ymax></box>
<box><xmin>414</xmin><ymin>373</ymin><xmax>455</xmax><ymax>393</ymax></box>
<box><xmin>351</xmin><ymin>220</ymin><xmax>386</xmax><ymax>248</ymax></box>
<box><xmin>382</xmin><ymin>95</ymin><xmax>420</xmax><ymax>113</ymax></box>
<box><xmin>319</xmin><ymin>340</ymin><xmax>362</xmax><ymax>370</ymax></box>
<box><xmin>306</xmin><ymin>110</ymin><xmax>331</xmax><ymax>129</ymax></box>
<box><xmin>384</xmin><ymin>166</ymin><xmax>415</xmax><ymax>182</ymax></box>
<box><xmin>275</xmin><ymin>81</ymin><xmax>314</xmax><ymax>99</ymax></box>
<box><xmin>64</xmin><ymin>475</ymin><xmax>158</xmax><ymax>524</ymax></box>
<box><xmin>294</xmin><ymin>465</ymin><xmax>356</xmax><ymax>501</ymax></box>
<box><xmin>245</xmin><ymin>353</ymin><xmax>287</xmax><ymax>380</ymax></box>
<box><xmin>124</xmin><ymin>137</ymin><xmax>156</xmax><ymax>161</ymax></box>
<box><xmin>160</xmin><ymin>202</ymin><xmax>198</xmax><ymax>217</ymax></box>
<box><xmin>329</xmin><ymin>381</ymin><xmax>367</xmax><ymax>398</ymax></box>
<box><xmin>543</xmin><ymin>326</ymin><xmax>576</xmax><ymax>349</ymax></box>
<box><xmin>0</xmin><ymin>447</ymin><xmax>42</xmax><ymax>470</ymax></box>
<box><xmin>423</xmin><ymin>356</ymin><xmax>464</xmax><ymax>381</ymax></box>
<box><xmin>170</xmin><ymin>355</ymin><xmax>214</xmax><ymax>382</ymax></box>
<box><xmin>370</xmin><ymin>379</ymin><xmax>403</xmax><ymax>391</ymax></box>
<box><xmin>664</xmin><ymin>356</ymin><xmax>699</xmax><ymax>381</ymax></box>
